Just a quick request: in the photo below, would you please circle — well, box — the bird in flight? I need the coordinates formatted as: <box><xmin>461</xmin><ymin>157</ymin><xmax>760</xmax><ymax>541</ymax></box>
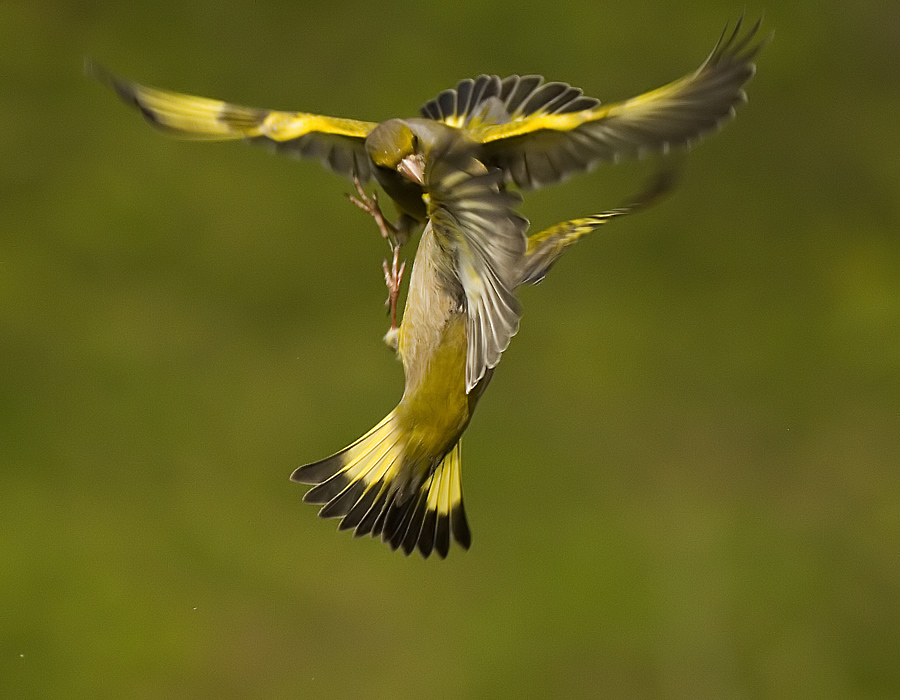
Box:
<box><xmin>90</xmin><ymin>17</ymin><xmax>766</xmax><ymax>558</ymax></box>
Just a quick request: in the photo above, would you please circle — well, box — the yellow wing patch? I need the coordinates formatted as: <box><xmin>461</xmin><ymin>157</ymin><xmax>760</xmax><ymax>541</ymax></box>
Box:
<box><xmin>471</xmin><ymin>65</ymin><xmax>728</xmax><ymax>145</ymax></box>
<box><xmin>466</xmin><ymin>17</ymin><xmax>766</xmax><ymax>190</ymax></box>
<box><xmin>88</xmin><ymin>61</ymin><xmax>377</xmax><ymax>141</ymax></box>
<box><xmin>473</xmin><ymin>109</ymin><xmax>594</xmax><ymax>143</ymax></box>
<box><xmin>89</xmin><ymin>60</ymin><xmax>378</xmax><ymax>179</ymax></box>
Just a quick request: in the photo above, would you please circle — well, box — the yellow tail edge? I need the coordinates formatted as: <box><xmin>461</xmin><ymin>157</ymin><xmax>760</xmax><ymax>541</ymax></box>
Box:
<box><xmin>291</xmin><ymin>412</ymin><xmax>470</xmax><ymax>559</ymax></box>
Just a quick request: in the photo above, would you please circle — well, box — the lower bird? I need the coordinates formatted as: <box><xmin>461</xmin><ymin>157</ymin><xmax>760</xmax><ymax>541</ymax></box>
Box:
<box><xmin>90</xmin><ymin>18</ymin><xmax>766</xmax><ymax>557</ymax></box>
<box><xmin>293</xmin><ymin>163</ymin><xmax>674</xmax><ymax>557</ymax></box>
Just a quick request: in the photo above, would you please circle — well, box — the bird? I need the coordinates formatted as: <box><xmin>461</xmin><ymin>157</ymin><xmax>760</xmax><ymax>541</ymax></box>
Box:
<box><xmin>89</xmin><ymin>17</ymin><xmax>766</xmax><ymax>557</ymax></box>
<box><xmin>292</xmin><ymin>164</ymin><xmax>674</xmax><ymax>558</ymax></box>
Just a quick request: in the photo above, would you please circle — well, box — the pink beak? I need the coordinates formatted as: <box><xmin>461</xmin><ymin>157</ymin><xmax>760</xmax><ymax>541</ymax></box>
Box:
<box><xmin>397</xmin><ymin>154</ymin><xmax>425</xmax><ymax>185</ymax></box>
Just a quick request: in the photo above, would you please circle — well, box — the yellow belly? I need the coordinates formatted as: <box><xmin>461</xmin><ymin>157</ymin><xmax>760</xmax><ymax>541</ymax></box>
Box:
<box><xmin>394</xmin><ymin>224</ymin><xmax>473</xmax><ymax>464</ymax></box>
<box><xmin>397</xmin><ymin>312</ymin><xmax>470</xmax><ymax>462</ymax></box>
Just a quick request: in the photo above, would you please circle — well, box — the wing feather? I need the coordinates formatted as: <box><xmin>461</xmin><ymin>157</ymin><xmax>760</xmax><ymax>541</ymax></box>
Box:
<box><xmin>472</xmin><ymin>17</ymin><xmax>768</xmax><ymax>189</ymax></box>
<box><xmin>424</xmin><ymin>154</ymin><xmax>527</xmax><ymax>391</ymax></box>
<box><xmin>88</xmin><ymin>61</ymin><xmax>376</xmax><ymax>180</ymax></box>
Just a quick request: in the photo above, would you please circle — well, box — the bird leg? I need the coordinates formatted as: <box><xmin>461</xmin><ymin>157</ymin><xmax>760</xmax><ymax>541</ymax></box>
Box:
<box><xmin>348</xmin><ymin>176</ymin><xmax>402</xmax><ymax>245</ymax></box>
<box><xmin>348</xmin><ymin>176</ymin><xmax>407</xmax><ymax>335</ymax></box>
<box><xmin>383</xmin><ymin>247</ymin><xmax>406</xmax><ymax>332</ymax></box>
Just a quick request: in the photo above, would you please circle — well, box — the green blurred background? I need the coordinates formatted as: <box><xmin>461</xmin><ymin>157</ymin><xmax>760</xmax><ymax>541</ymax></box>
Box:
<box><xmin>3</xmin><ymin>1</ymin><xmax>899</xmax><ymax>698</ymax></box>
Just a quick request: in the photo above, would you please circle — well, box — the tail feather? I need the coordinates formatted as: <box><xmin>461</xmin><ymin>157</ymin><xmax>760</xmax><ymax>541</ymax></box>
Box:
<box><xmin>400</xmin><ymin>488</ymin><xmax>431</xmax><ymax>555</ymax></box>
<box><xmin>291</xmin><ymin>413</ymin><xmax>471</xmax><ymax>558</ymax></box>
<box><xmin>336</xmin><ymin>479</ymin><xmax>384</xmax><ymax>531</ymax></box>
<box><xmin>354</xmin><ymin>486</ymin><xmax>391</xmax><ymax>538</ymax></box>
<box><xmin>411</xmin><ymin>446</ymin><xmax>472</xmax><ymax>557</ymax></box>
<box><xmin>318</xmin><ymin>478</ymin><xmax>367</xmax><ymax>519</ymax></box>
<box><xmin>383</xmin><ymin>489</ymin><xmax>420</xmax><ymax>551</ymax></box>
<box><xmin>427</xmin><ymin>444</ymin><xmax>471</xmax><ymax>557</ymax></box>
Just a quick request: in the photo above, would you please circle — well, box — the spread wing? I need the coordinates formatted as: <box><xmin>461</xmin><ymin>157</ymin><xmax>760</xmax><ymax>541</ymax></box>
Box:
<box><xmin>88</xmin><ymin>61</ymin><xmax>377</xmax><ymax>180</ymax></box>
<box><xmin>462</xmin><ymin>17</ymin><xmax>767</xmax><ymax>189</ymax></box>
<box><xmin>424</xmin><ymin>150</ymin><xmax>528</xmax><ymax>392</ymax></box>
<box><xmin>519</xmin><ymin>166</ymin><xmax>679</xmax><ymax>286</ymax></box>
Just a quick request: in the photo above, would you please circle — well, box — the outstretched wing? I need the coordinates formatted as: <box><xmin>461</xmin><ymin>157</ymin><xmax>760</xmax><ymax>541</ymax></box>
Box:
<box><xmin>424</xmin><ymin>149</ymin><xmax>528</xmax><ymax>392</ymax></box>
<box><xmin>88</xmin><ymin>61</ymin><xmax>377</xmax><ymax>180</ymax></box>
<box><xmin>519</xmin><ymin>165</ymin><xmax>680</xmax><ymax>286</ymax></box>
<box><xmin>468</xmin><ymin>17</ymin><xmax>767</xmax><ymax>189</ymax></box>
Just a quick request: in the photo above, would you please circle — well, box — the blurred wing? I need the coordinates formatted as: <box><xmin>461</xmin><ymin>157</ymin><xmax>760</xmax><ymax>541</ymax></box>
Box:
<box><xmin>88</xmin><ymin>61</ymin><xmax>377</xmax><ymax>180</ymax></box>
<box><xmin>425</xmin><ymin>154</ymin><xmax>528</xmax><ymax>392</ymax></box>
<box><xmin>519</xmin><ymin>165</ymin><xmax>680</xmax><ymax>286</ymax></box>
<box><xmin>519</xmin><ymin>215</ymin><xmax>617</xmax><ymax>287</ymax></box>
<box><xmin>471</xmin><ymin>17</ymin><xmax>767</xmax><ymax>189</ymax></box>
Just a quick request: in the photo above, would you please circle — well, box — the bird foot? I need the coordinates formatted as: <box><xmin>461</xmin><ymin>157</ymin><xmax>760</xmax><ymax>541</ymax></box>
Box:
<box><xmin>382</xmin><ymin>245</ymin><xmax>406</xmax><ymax>332</ymax></box>
<box><xmin>348</xmin><ymin>177</ymin><xmax>407</xmax><ymax>335</ymax></box>
<box><xmin>348</xmin><ymin>176</ymin><xmax>401</xmax><ymax>245</ymax></box>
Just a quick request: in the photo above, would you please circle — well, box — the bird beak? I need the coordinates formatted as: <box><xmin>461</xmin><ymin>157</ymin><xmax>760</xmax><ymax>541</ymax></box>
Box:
<box><xmin>397</xmin><ymin>154</ymin><xmax>425</xmax><ymax>185</ymax></box>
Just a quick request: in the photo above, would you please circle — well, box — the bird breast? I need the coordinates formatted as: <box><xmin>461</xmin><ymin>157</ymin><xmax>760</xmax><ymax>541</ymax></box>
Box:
<box><xmin>398</xmin><ymin>225</ymin><xmax>467</xmax><ymax>397</ymax></box>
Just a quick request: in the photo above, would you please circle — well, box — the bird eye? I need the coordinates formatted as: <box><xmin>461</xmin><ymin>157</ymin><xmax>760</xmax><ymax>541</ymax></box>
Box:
<box><xmin>410</xmin><ymin>134</ymin><xmax>419</xmax><ymax>153</ymax></box>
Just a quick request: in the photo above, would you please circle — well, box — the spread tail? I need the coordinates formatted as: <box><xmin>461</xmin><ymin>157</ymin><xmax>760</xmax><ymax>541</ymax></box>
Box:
<box><xmin>291</xmin><ymin>411</ymin><xmax>471</xmax><ymax>558</ymax></box>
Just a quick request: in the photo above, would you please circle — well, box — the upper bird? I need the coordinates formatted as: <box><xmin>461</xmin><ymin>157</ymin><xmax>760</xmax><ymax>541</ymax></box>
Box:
<box><xmin>89</xmin><ymin>18</ymin><xmax>763</xmax><ymax>229</ymax></box>
<box><xmin>91</xmin><ymin>18</ymin><xmax>766</xmax><ymax>557</ymax></box>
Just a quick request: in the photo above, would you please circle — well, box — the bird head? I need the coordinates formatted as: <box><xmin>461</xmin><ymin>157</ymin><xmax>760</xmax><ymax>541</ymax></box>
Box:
<box><xmin>365</xmin><ymin>119</ymin><xmax>474</xmax><ymax>222</ymax></box>
<box><xmin>366</xmin><ymin>120</ymin><xmax>426</xmax><ymax>185</ymax></box>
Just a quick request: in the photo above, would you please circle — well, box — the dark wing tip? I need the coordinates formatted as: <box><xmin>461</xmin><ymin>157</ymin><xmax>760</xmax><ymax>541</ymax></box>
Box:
<box><xmin>85</xmin><ymin>59</ymin><xmax>133</xmax><ymax>102</ymax></box>
<box><xmin>707</xmin><ymin>14</ymin><xmax>771</xmax><ymax>68</ymax></box>
<box><xmin>84</xmin><ymin>57</ymin><xmax>125</xmax><ymax>89</ymax></box>
<box><xmin>85</xmin><ymin>59</ymin><xmax>172</xmax><ymax>132</ymax></box>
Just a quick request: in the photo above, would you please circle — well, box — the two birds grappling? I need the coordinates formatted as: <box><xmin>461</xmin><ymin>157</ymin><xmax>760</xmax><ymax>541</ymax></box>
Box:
<box><xmin>91</xmin><ymin>17</ymin><xmax>767</xmax><ymax>558</ymax></box>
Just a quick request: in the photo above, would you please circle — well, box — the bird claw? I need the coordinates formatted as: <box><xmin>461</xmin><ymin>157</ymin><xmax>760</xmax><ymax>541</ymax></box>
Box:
<box><xmin>348</xmin><ymin>176</ymin><xmax>407</xmax><ymax>334</ymax></box>
<box><xmin>382</xmin><ymin>247</ymin><xmax>406</xmax><ymax>332</ymax></box>
<box><xmin>348</xmin><ymin>176</ymin><xmax>400</xmax><ymax>245</ymax></box>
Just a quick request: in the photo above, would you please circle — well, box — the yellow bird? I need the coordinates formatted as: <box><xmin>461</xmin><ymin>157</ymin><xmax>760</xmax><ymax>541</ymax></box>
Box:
<box><xmin>293</xmin><ymin>165</ymin><xmax>673</xmax><ymax>558</ymax></box>
<box><xmin>90</xmin><ymin>18</ymin><xmax>766</xmax><ymax>557</ymax></box>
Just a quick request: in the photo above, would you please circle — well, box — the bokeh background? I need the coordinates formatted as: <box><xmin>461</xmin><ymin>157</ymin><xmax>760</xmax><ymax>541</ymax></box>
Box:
<box><xmin>3</xmin><ymin>1</ymin><xmax>899</xmax><ymax>698</ymax></box>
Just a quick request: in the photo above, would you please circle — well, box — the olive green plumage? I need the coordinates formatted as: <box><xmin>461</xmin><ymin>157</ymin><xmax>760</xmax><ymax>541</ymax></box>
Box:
<box><xmin>90</xmin><ymin>17</ymin><xmax>766</xmax><ymax>557</ymax></box>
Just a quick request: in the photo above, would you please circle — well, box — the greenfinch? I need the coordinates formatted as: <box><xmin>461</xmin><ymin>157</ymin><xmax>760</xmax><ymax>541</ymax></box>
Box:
<box><xmin>91</xmin><ymin>18</ymin><xmax>765</xmax><ymax>557</ymax></box>
<box><xmin>293</xmin><ymin>166</ymin><xmax>674</xmax><ymax>558</ymax></box>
